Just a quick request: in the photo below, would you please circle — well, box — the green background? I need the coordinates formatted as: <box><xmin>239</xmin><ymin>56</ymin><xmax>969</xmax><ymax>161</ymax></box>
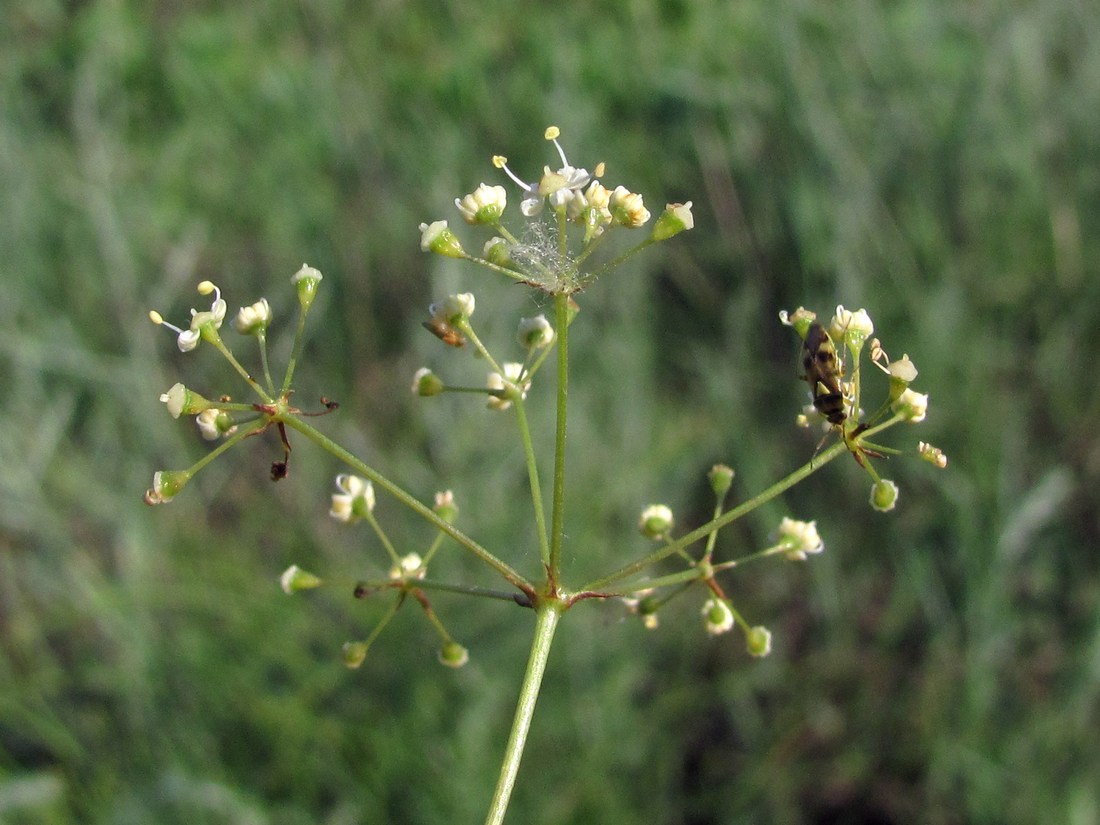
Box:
<box><xmin>2</xmin><ymin>0</ymin><xmax>1098</xmax><ymax>822</ymax></box>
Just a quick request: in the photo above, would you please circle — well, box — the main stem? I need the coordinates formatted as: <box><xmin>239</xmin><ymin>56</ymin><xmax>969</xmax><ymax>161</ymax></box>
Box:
<box><xmin>548</xmin><ymin>293</ymin><xmax>570</xmax><ymax>579</ymax></box>
<box><xmin>483</xmin><ymin>602</ymin><xmax>561</xmax><ymax>825</ymax></box>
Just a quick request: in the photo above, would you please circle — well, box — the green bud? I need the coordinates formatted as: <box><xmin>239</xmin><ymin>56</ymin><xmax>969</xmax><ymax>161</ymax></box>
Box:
<box><xmin>280</xmin><ymin>564</ymin><xmax>322</xmax><ymax>594</ymax></box>
<box><xmin>342</xmin><ymin>641</ymin><xmax>369</xmax><ymax>669</ymax></box>
<box><xmin>438</xmin><ymin>641</ymin><xmax>469</xmax><ymax>668</ymax></box>
<box><xmin>650</xmin><ymin>201</ymin><xmax>694</xmax><ymax>241</ymax></box>
<box><xmin>291</xmin><ymin>264</ymin><xmax>323</xmax><ymax>313</ymax></box>
<box><xmin>144</xmin><ymin>470</ymin><xmax>192</xmax><ymax>505</ymax></box>
<box><xmin>707</xmin><ymin>464</ymin><xmax>735</xmax><ymax>497</ymax></box>
<box><xmin>747</xmin><ymin>625</ymin><xmax>772</xmax><ymax>657</ymax></box>
<box><xmin>870</xmin><ymin>479</ymin><xmax>899</xmax><ymax>512</ymax></box>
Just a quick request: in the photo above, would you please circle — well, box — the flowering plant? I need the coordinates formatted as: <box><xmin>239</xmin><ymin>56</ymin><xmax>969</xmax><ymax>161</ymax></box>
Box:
<box><xmin>147</xmin><ymin>128</ymin><xmax>943</xmax><ymax>824</ymax></box>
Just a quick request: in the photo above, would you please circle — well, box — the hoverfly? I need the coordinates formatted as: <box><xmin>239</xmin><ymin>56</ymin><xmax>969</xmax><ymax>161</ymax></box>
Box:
<box><xmin>801</xmin><ymin>321</ymin><xmax>847</xmax><ymax>425</ymax></box>
<box><xmin>800</xmin><ymin>319</ymin><xmax>881</xmax><ymax>464</ymax></box>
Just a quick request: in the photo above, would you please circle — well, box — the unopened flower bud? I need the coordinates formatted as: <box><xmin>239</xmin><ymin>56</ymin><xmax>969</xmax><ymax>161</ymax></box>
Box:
<box><xmin>389</xmin><ymin>553</ymin><xmax>425</xmax><ymax>580</ymax></box>
<box><xmin>330</xmin><ymin>474</ymin><xmax>375</xmax><ymax>523</ymax></box>
<box><xmin>702</xmin><ymin>598</ymin><xmax>734</xmax><ymax>636</ymax></box>
<box><xmin>159</xmin><ymin>383</ymin><xmax>212</xmax><ymax>418</ymax></box>
<box><xmin>280</xmin><ymin>564</ymin><xmax>322</xmax><ymax>594</ymax></box>
<box><xmin>777</xmin><ymin>517</ymin><xmax>824</xmax><ymax>560</ymax></box>
<box><xmin>195</xmin><ymin>408</ymin><xmax>235</xmax><ymax>440</ymax></box>
<box><xmin>419</xmin><ymin>220</ymin><xmax>465</xmax><ymax>258</ymax></box>
<box><xmin>778</xmin><ymin>307</ymin><xmax>817</xmax><ymax>339</ymax></box>
<box><xmin>291</xmin><ymin>264</ymin><xmax>323</xmax><ymax>312</ymax></box>
<box><xmin>342</xmin><ymin>641</ymin><xmax>369</xmax><ymax>669</ymax></box>
<box><xmin>455</xmin><ymin>183</ymin><xmax>507</xmax><ymax>224</ymax></box>
<box><xmin>708</xmin><ymin>464</ymin><xmax>735</xmax><ymax>497</ymax></box>
<box><xmin>609</xmin><ymin>186</ymin><xmax>651</xmax><ymax>227</ymax></box>
<box><xmin>433</xmin><ymin>490</ymin><xmax>458</xmax><ymax>524</ymax></box>
<box><xmin>483</xmin><ymin>236</ymin><xmax>512</xmax><ymax>267</ymax></box>
<box><xmin>830</xmin><ymin>306</ymin><xmax>874</xmax><ymax>351</ymax></box>
<box><xmin>516</xmin><ymin>315</ymin><xmax>555</xmax><ymax>350</ymax></box>
<box><xmin>651</xmin><ymin>201</ymin><xmax>694</xmax><ymax>240</ymax></box>
<box><xmin>892</xmin><ymin>389</ymin><xmax>928</xmax><ymax>423</ymax></box>
<box><xmin>747</xmin><ymin>625</ymin><xmax>773</xmax><ymax>657</ymax></box>
<box><xmin>412</xmin><ymin>367</ymin><xmax>444</xmax><ymax>397</ymax></box>
<box><xmin>438</xmin><ymin>641</ymin><xmax>470</xmax><ymax>668</ymax></box>
<box><xmin>919</xmin><ymin>441</ymin><xmax>948</xmax><ymax>468</ymax></box>
<box><xmin>144</xmin><ymin>469</ymin><xmax>192</xmax><ymax>505</ymax></box>
<box><xmin>638</xmin><ymin>504</ymin><xmax>674</xmax><ymax>539</ymax></box>
<box><xmin>235</xmin><ymin>298</ymin><xmax>272</xmax><ymax>334</ymax></box>
<box><xmin>870</xmin><ymin>479</ymin><xmax>900</xmax><ymax>512</ymax></box>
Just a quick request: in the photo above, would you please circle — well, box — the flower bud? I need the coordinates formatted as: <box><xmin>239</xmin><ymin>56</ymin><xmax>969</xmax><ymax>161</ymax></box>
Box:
<box><xmin>411</xmin><ymin>367</ymin><xmax>444</xmax><ymax>397</ymax></box>
<box><xmin>418</xmin><ymin>220</ymin><xmax>466</xmax><ymax>258</ymax></box>
<box><xmin>702</xmin><ymin>598</ymin><xmax>734</xmax><ymax>636</ymax></box>
<box><xmin>159</xmin><ymin>383</ymin><xmax>212</xmax><ymax>419</ymax></box>
<box><xmin>483</xmin><ymin>236</ymin><xmax>512</xmax><ymax>268</ymax></box>
<box><xmin>892</xmin><ymin>389</ymin><xmax>928</xmax><ymax>423</ymax></box>
<box><xmin>342</xmin><ymin>641</ymin><xmax>369</xmax><ymax>669</ymax></box>
<box><xmin>830</xmin><ymin>306</ymin><xmax>874</xmax><ymax>351</ymax></box>
<box><xmin>455</xmin><ymin>183</ymin><xmax>507</xmax><ymax>224</ymax></box>
<box><xmin>433</xmin><ymin>490</ymin><xmax>458</xmax><ymax>524</ymax></box>
<box><xmin>516</xmin><ymin>315</ymin><xmax>555</xmax><ymax>350</ymax></box>
<box><xmin>330</xmin><ymin>474</ymin><xmax>376</xmax><ymax>523</ymax></box>
<box><xmin>778</xmin><ymin>307</ymin><xmax>817</xmax><ymax>339</ymax></box>
<box><xmin>195</xmin><ymin>408</ymin><xmax>235</xmax><ymax>440</ymax></box>
<box><xmin>144</xmin><ymin>470</ymin><xmax>192</xmax><ymax>505</ymax></box>
<box><xmin>651</xmin><ymin>201</ymin><xmax>694</xmax><ymax>240</ymax></box>
<box><xmin>291</xmin><ymin>264</ymin><xmax>323</xmax><ymax>312</ymax></box>
<box><xmin>707</xmin><ymin>464</ymin><xmax>735</xmax><ymax>497</ymax></box>
<box><xmin>280</xmin><ymin>564</ymin><xmax>322</xmax><ymax>594</ymax></box>
<box><xmin>870</xmin><ymin>479</ymin><xmax>899</xmax><ymax>512</ymax></box>
<box><xmin>918</xmin><ymin>441</ymin><xmax>948</xmax><ymax>468</ymax></box>
<box><xmin>777</xmin><ymin>517</ymin><xmax>824</xmax><ymax>560</ymax></box>
<box><xmin>747</xmin><ymin>625</ymin><xmax>773</xmax><ymax>657</ymax></box>
<box><xmin>438</xmin><ymin>641</ymin><xmax>470</xmax><ymax>668</ymax></box>
<box><xmin>609</xmin><ymin>186</ymin><xmax>651</xmax><ymax>227</ymax></box>
<box><xmin>235</xmin><ymin>298</ymin><xmax>272</xmax><ymax>334</ymax></box>
<box><xmin>389</xmin><ymin>553</ymin><xmax>425</xmax><ymax>580</ymax></box>
<box><xmin>638</xmin><ymin>504</ymin><xmax>674</xmax><ymax>539</ymax></box>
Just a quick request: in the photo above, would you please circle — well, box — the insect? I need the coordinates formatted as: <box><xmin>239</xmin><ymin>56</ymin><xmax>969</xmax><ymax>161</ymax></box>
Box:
<box><xmin>801</xmin><ymin>321</ymin><xmax>847</xmax><ymax>425</ymax></box>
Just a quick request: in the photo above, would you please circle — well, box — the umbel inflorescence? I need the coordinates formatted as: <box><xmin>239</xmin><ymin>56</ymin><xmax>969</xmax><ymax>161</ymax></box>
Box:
<box><xmin>144</xmin><ymin>126</ymin><xmax>945</xmax><ymax>824</ymax></box>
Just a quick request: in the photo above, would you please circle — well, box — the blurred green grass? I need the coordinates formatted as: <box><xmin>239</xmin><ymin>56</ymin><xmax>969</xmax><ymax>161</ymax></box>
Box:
<box><xmin>2</xmin><ymin>0</ymin><xmax>1098</xmax><ymax>823</ymax></box>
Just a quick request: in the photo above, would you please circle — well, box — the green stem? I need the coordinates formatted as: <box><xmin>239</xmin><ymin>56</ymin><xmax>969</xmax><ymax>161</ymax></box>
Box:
<box><xmin>281</xmin><ymin>414</ymin><xmax>534</xmax><ymax>595</ymax></box>
<box><xmin>578</xmin><ymin>439</ymin><xmax>848</xmax><ymax>592</ymax></box>
<box><xmin>483</xmin><ymin>602</ymin><xmax>561</xmax><ymax>825</ymax></box>
<box><xmin>548</xmin><ymin>293</ymin><xmax>570</xmax><ymax>580</ymax></box>
<box><xmin>513</xmin><ymin>398</ymin><xmax>551</xmax><ymax>567</ymax></box>
<box><xmin>281</xmin><ymin>297</ymin><xmax>312</xmax><ymax>394</ymax></box>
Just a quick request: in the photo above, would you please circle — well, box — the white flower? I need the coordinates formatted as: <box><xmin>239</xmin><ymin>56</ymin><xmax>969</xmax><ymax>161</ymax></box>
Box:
<box><xmin>290</xmin><ymin>264</ymin><xmax>323</xmax><ymax>285</ymax></box>
<box><xmin>159</xmin><ymin>383</ymin><xmax>188</xmax><ymax>419</ymax></box>
<box><xmin>389</xmin><ymin>552</ymin><xmax>425</xmax><ymax>580</ymax></box>
<box><xmin>455</xmin><ymin>183</ymin><xmax>507</xmax><ymax>224</ymax></box>
<box><xmin>892</xmin><ymin>388</ymin><xmax>928</xmax><ymax>423</ymax></box>
<box><xmin>609</xmin><ymin>185</ymin><xmax>651</xmax><ymax>227</ymax></box>
<box><xmin>149</xmin><ymin>281</ymin><xmax>226</xmax><ymax>353</ymax></box>
<box><xmin>702</xmin><ymin>598</ymin><xmax>735</xmax><ymax>636</ymax></box>
<box><xmin>829</xmin><ymin>305</ymin><xmax>874</xmax><ymax>347</ymax></box>
<box><xmin>493</xmin><ymin>127</ymin><xmax>593</xmax><ymax>217</ymax></box>
<box><xmin>516</xmin><ymin>314</ymin><xmax>555</xmax><ymax>349</ymax></box>
<box><xmin>919</xmin><ymin>441</ymin><xmax>948</xmax><ymax>468</ymax></box>
<box><xmin>430</xmin><ymin>292</ymin><xmax>476</xmax><ymax>322</ymax></box>
<box><xmin>487</xmin><ymin>362</ymin><xmax>529</xmax><ymax>411</ymax></box>
<box><xmin>235</xmin><ymin>298</ymin><xmax>272</xmax><ymax>334</ymax></box>
<box><xmin>195</xmin><ymin>409</ymin><xmax>221</xmax><ymax>440</ymax></box>
<box><xmin>777</xmin><ymin>517</ymin><xmax>824</xmax><ymax>560</ymax></box>
<box><xmin>330</xmin><ymin>474</ymin><xmax>376</xmax><ymax>523</ymax></box>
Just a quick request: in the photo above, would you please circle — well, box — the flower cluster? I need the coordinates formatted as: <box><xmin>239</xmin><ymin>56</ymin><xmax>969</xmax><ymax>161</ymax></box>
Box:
<box><xmin>418</xmin><ymin>126</ymin><xmax>692</xmax><ymax>295</ymax></box>
<box><xmin>781</xmin><ymin>304</ymin><xmax>947</xmax><ymax>512</ymax></box>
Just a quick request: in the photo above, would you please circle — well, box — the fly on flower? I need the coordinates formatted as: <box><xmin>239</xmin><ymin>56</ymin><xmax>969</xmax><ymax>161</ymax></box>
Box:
<box><xmin>801</xmin><ymin>321</ymin><xmax>847</xmax><ymax>426</ymax></box>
